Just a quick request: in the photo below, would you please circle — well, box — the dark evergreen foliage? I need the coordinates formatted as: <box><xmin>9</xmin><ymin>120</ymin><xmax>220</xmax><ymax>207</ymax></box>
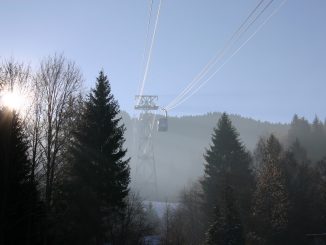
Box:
<box><xmin>201</xmin><ymin>113</ymin><xmax>253</xmax><ymax>242</ymax></box>
<box><xmin>201</xmin><ymin>113</ymin><xmax>253</xmax><ymax>217</ymax></box>
<box><xmin>206</xmin><ymin>182</ymin><xmax>245</xmax><ymax>245</ymax></box>
<box><xmin>64</xmin><ymin>71</ymin><xmax>130</xmax><ymax>244</ymax></box>
<box><xmin>288</xmin><ymin>114</ymin><xmax>326</xmax><ymax>162</ymax></box>
<box><xmin>251</xmin><ymin>135</ymin><xmax>289</xmax><ymax>245</ymax></box>
<box><xmin>0</xmin><ymin>108</ymin><xmax>42</xmax><ymax>245</ymax></box>
<box><xmin>251</xmin><ymin>135</ymin><xmax>326</xmax><ymax>245</ymax></box>
<box><xmin>289</xmin><ymin>139</ymin><xmax>309</xmax><ymax>164</ymax></box>
<box><xmin>284</xmin><ymin>153</ymin><xmax>324</xmax><ymax>245</ymax></box>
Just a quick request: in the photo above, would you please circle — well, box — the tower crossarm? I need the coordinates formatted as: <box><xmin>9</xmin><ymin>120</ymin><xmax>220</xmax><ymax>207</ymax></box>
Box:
<box><xmin>135</xmin><ymin>95</ymin><xmax>159</xmax><ymax>110</ymax></box>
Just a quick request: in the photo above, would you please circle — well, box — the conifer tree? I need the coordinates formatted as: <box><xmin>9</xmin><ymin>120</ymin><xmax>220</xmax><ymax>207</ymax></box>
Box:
<box><xmin>206</xmin><ymin>180</ymin><xmax>245</xmax><ymax>245</ymax></box>
<box><xmin>287</xmin><ymin>114</ymin><xmax>326</xmax><ymax>162</ymax></box>
<box><xmin>67</xmin><ymin>71</ymin><xmax>130</xmax><ymax>244</ymax></box>
<box><xmin>201</xmin><ymin>113</ymin><xmax>253</xmax><ymax>238</ymax></box>
<box><xmin>0</xmin><ymin>108</ymin><xmax>41</xmax><ymax>245</ymax></box>
<box><xmin>289</xmin><ymin>139</ymin><xmax>309</xmax><ymax>164</ymax></box>
<box><xmin>285</xmin><ymin>153</ymin><xmax>323</xmax><ymax>245</ymax></box>
<box><xmin>311</xmin><ymin>116</ymin><xmax>326</xmax><ymax>160</ymax></box>
<box><xmin>252</xmin><ymin>135</ymin><xmax>289</xmax><ymax>244</ymax></box>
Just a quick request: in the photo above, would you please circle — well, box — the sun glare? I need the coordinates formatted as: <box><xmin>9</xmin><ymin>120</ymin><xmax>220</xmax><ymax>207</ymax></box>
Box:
<box><xmin>1</xmin><ymin>91</ymin><xmax>26</xmax><ymax>111</ymax></box>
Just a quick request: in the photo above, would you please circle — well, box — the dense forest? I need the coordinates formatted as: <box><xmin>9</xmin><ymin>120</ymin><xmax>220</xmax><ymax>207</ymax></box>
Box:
<box><xmin>159</xmin><ymin>114</ymin><xmax>326</xmax><ymax>245</ymax></box>
<box><xmin>1</xmin><ymin>57</ymin><xmax>326</xmax><ymax>244</ymax></box>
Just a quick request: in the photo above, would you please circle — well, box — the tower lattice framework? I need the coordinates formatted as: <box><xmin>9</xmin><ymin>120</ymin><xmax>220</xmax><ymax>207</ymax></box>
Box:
<box><xmin>134</xmin><ymin>95</ymin><xmax>158</xmax><ymax>198</ymax></box>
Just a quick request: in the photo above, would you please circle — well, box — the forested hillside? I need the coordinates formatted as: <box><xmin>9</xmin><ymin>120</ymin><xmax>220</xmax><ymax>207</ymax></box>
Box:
<box><xmin>121</xmin><ymin>112</ymin><xmax>290</xmax><ymax>200</ymax></box>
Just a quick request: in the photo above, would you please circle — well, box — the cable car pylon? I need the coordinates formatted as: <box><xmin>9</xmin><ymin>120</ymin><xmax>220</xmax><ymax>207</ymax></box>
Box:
<box><xmin>134</xmin><ymin>95</ymin><xmax>159</xmax><ymax>199</ymax></box>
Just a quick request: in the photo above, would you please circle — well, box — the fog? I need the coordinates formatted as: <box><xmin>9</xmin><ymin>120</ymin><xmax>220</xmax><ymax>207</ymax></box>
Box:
<box><xmin>122</xmin><ymin>111</ymin><xmax>289</xmax><ymax>201</ymax></box>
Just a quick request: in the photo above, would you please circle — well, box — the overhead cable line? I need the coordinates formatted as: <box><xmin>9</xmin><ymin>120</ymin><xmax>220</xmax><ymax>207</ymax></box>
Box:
<box><xmin>165</xmin><ymin>0</ymin><xmax>287</xmax><ymax>111</ymax></box>
<box><xmin>138</xmin><ymin>0</ymin><xmax>154</xmax><ymax>96</ymax></box>
<box><xmin>137</xmin><ymin>0</ymin><xmax>162</xmax><ymax>104</ymax></box>
<box><xmin>165</xmin><ymin>0</ymin><xmax>274</xmax><ymax>110</ymax></box>
<box><xmin>165</xmin><ymin>0</ymin><xmax>267</xmax><ymax>110</ymax></box>
<box><xmin>167</xmin><ymin>0</ymin><xmax>288</xmax><ymax>111</ymax></box>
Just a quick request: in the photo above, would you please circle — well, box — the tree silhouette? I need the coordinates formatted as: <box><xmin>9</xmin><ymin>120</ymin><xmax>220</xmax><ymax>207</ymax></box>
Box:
<box><xmin>66</xmin><ymin>71</ymin><xmax>130</xmax><ymax>244</ymax></box>
<box><xmin>0</xmin><ymin>108</ymin><xmax>41</xmax><ymax>245</ymax></box>
<box><xmin>201</xmin><ymin>113</ymin><xmax>253</xmax><ymax>240</ymax></box>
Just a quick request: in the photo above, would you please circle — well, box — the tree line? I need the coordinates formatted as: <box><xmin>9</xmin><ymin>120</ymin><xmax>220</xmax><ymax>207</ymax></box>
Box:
<box><xmin>0</xmin><ymin>55</ymin><xmax>157</xmax><ymax>245</ymax></box>
<box><xmin>160</xmin><ymin>113</ymin><xmax>326</xmax><ymax>245</ymax></box>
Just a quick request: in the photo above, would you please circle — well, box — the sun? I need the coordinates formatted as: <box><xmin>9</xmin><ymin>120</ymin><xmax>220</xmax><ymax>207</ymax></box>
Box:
<box><xmin>1</xmin><ymin>90</ymin><xmax>26</xmax><ymax>111</ymax></box>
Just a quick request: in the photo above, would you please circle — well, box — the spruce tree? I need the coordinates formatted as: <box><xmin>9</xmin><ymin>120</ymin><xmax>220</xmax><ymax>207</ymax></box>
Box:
<box><xmin>0</xmin><ymin>108</ymin><xmax>41</xmax><ymax>245</ymax></box>
<box><xmin>201</xmin><ymin>113</ymin><xmax>253</xmax><ymax>238</ymax></box>
<box><xmin>285</xmin><ymin>154</ymin><xmax>323</xmax><ymax>245</ymax></box>
<box><xmin>311</xmin><ymin>116</ymin><xmax>326</xmax><ymax>161</ymax></box>
<box><xmin>287</xmin><ymin>114</ymin><xmax>326</xmax><ymax>162</ymax></box>
<box><xmin>206</xmin><ymin>180</ymin><xmax>245</xmax><ymax>245</ymax></box>
<box><xmin>68</xmin><ymin>71</ymin><xmax>130</xmax><ymax>244</ymax></box>
<box><xmin>252</xmin><ymin>134</ymin><xmax>289</xmax><ymax>245</ymax></box>
<box><xmin>289</xmin><ymin>139</ymin><xmax>309</xmax><ymax>164</ymax></box>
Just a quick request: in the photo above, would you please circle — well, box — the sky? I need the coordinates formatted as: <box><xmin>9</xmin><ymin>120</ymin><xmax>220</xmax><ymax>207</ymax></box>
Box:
<box><xmin>0</xmin><ymin>0</ymin><xmax>325</xmax><ymax>123</ymax></box>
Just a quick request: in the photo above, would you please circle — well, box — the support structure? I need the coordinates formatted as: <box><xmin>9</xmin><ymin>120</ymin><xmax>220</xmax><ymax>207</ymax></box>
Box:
<box><xmin>134</xmin><ymin>95</ymin><xmax>158</xmax><ymax>199</ymax></box>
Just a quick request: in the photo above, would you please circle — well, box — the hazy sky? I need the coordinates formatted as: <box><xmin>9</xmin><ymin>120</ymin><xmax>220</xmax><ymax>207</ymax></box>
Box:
<box><xmin>0</xmin><ymin>0</ymin><xmax>325</xmax><ymax>123</ymax></box>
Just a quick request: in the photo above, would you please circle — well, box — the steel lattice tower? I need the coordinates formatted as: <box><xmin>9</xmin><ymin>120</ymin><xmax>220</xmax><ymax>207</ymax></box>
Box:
<box><xmin>134</xmin><ymin>95</ymin><xmax>158</xmax><ymax>199</ymax></box>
